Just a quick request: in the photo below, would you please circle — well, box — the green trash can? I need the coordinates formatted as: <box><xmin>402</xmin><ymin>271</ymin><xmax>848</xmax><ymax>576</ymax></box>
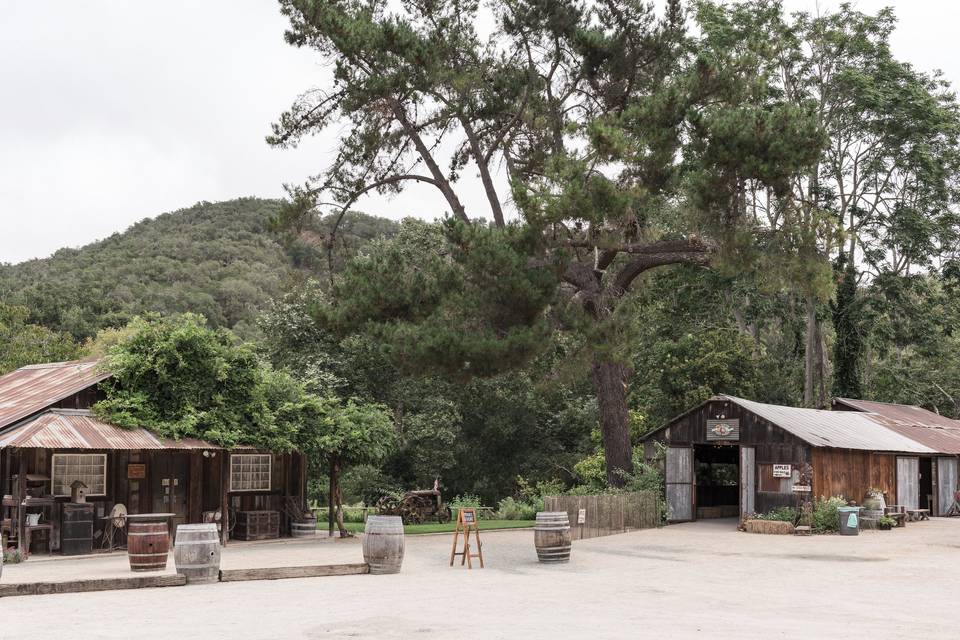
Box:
<box><xmin>838</xmin><ymin>506</ymin><xmax>861</xmax><ymax>535</ymax></box>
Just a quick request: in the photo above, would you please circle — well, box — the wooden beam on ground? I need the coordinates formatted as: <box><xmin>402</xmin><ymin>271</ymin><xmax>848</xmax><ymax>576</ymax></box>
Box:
<box><xmin>218</xmin><ymin>563</ymin><xmax>369</xmax><ymax>582</ymax></box>
<box><xmin>0</xmin><ymin>574</ymin><xmax>186</xmax><ymax>598</ymax></box>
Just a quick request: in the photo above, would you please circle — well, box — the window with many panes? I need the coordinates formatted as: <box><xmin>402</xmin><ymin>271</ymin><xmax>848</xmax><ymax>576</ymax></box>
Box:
<box><xmin>230</xmin><ymin>454</ymin><xmax>272</xmax><ymax>492</ymax></box>
<box><xmin>51</xmin><ymin>453</ymin><xmax>107</xmax><ymax>497</ymax></box>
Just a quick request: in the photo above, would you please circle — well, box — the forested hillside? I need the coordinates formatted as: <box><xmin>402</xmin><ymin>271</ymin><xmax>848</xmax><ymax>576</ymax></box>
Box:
<box><xmin>0</xmin><ymin>198</ymin><xmax>398</xmax><ymax>340</ymax></box>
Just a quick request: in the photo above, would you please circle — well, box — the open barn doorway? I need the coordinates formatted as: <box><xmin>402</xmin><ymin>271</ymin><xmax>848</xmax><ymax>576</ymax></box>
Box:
<box><xmin>694</xmin><ymin>444</ymin><xmax>740</xmax><ymax>519</ymax></box>
<box><xmin>919</xmin><ymin>457</ymin><xmax>933</xmax><ymax>511</ymax></box>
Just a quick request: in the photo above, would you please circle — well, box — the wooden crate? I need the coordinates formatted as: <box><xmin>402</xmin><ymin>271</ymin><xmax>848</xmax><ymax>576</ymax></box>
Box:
<box><xmin>233</xmin><ymin>510</ymin><xmax>280</xmax><ymax>541</ymax></box>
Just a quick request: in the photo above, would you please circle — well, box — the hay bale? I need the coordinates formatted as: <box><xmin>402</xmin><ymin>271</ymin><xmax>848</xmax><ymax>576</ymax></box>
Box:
<box><xmin>744</xmin><ymin>519</ymin><xmax>795</xmax><ymax>535</ymax></box>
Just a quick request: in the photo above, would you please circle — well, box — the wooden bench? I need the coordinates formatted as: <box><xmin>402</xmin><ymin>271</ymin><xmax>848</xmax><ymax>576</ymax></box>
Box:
<box><xmin>906</xmin><ymin>509</ymin><xmax>930</xmax><ymax>522</ymax></box>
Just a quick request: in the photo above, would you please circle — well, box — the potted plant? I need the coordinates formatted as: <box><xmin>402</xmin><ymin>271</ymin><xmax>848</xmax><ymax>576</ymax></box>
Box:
<box><xmin>877</xmin><ymin>516</ymin><xmax>896</xmax><ymax>531</ymax></box>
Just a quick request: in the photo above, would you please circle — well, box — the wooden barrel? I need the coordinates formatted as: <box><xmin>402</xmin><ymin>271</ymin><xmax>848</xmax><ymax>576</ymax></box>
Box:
<box><xmin>173</xmin><ymin>524</ymin><xmax>220</xmax><ymax>584</ymax></box>
<box><xmin>534</xmin><ymin>511</ymin><xmax>572</xmax><ymax>563</ymax></box>
<box><xmin>362</xmin><ymin>516</ymin><xmax>404</xmax><ymax>575</ymax></box>
<box><xmin>128</xmin><ymin>520</ymin><xmax>170</xmax><ymax>572</ymax></box>
<box><xmin>61</xmin><ymin>502</ymin><xmax>94</xmax><ymax>556</ymax></box>
<box><xmin>291</xmin><ymin>519</ymin><xmax>317</xmax><ymax>538</ymax></box>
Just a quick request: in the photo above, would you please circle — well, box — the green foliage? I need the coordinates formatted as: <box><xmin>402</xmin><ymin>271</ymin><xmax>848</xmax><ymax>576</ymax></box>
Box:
<box><xmin>813</xmin><ymin>496</ymin><xmax>848</xmax><ymax>533</ymax></box>
<box><xmin>831</xmin><ymin>253</ymin><xmax>866</xmax><ymax>398</ymax></box>
<box><xmin>494</xmin><ymin>497</ymin><xmax>539</xmax><ymax>521</ymax></box>
<box><xmin>753</xmin><ymin>506</ymin><xmax>797</xmax><ymax>523</ymax></box>
<box><xmin>877</xmin><ymin>515</ymin><xmax>896</xmax><ymax>528</ymax></box>
<box><xmin>0</xmin><ymin>199</ymin><xmax>398</xmax><ymax>341</ymax></box>
<box><xmin>95</xmin><ymin>314</ymin><xmax>301</xmax><ymax>450</ymax></box>
<box><xmin>0</xmin><ymin>303</ymin><xmax>82</xmax><ymax>375</ymax></box>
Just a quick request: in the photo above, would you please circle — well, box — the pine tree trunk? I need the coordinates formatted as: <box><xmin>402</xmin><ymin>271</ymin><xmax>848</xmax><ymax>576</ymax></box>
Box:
<box><xmin>591</xmin><ymin>355</ymin><xmax>634</xmax><ymax>487</ymax></box>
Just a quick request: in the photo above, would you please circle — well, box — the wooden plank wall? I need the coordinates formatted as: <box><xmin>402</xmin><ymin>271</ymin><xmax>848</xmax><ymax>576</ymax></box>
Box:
<box><xmin>543</xmin><ymin>492</ymin><xmax>659</xmax><ymax>540</ymax></box>
<box><xmin>812</xmin><ymin>449</ymin><xmax>896</xmax><ymax>503</ymax></box>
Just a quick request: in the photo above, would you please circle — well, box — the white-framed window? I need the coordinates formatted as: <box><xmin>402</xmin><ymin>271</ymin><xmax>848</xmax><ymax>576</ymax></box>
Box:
<box><xmin>51</xmin><ymin>453</ymin><xmax>107</xmax><ymax>497</ymax></box>
<box><xmin>230</xmin><ymin>453</ymin><xmax>272</xmax><ymax>492</ymax></box>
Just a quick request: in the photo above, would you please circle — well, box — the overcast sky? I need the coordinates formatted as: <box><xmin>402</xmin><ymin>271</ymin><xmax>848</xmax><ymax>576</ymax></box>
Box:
<box><xmin>1</xmin><ymin>1</ymin><xmax>958</xmax><ymax>264</ymax></box>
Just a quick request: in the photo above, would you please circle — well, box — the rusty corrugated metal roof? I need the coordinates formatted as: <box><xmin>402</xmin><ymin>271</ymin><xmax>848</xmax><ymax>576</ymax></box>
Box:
<box><xmin>0</xmin><ymin>359</ymin><xmax>110</xmax><ymax>430</ymax></box>
<box><xmin>717</xmin><ymin>395</ymin><xmax>936</xmax><ymax>453</ymax></box>
<box><xmin>0</xmin><ymin>409</ymin><xmax>219</xmax><ymax>450</ymax></box>
<box><xmin>834</xmin><ymin>397</ymin><xmax>960</xmax><ymax>455</ymax></box>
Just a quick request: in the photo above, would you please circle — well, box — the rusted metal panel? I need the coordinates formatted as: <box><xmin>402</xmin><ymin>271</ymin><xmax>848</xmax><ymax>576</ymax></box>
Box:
<box><xmin>0</xmin><ymin>409</ymin><xmax>217</xmax><ymax>450</ymax></box>
<box><xmin>0</xmin><ymin>360</ymin><xmax>110</xmax><ymax>431</ymax></box>
<box><xmin>834</xmin><ymin>398</ymin><xmax>960</xmax><ymax>454</ymax></box>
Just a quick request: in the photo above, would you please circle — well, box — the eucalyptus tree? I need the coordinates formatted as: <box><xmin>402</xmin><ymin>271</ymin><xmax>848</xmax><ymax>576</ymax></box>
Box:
<box><xmin>698</xmin><ymin>0</ymin><xmax>960</xmax><ymax>405</ymax></box>
<box><xmin>269</xmin><ymin>0</ymin><xmax>822</xmax><ymax>485</ymax></box>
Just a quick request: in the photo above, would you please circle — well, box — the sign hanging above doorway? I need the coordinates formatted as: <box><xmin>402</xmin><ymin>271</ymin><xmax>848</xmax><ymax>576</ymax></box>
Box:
<box><xmin>706</xmin><ymin>419</ymin><xmax>740</xmax><ymax>441</ymax></box>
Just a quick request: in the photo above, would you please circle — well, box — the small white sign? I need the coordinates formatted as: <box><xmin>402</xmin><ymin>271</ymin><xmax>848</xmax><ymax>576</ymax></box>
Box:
<box><xmin>773</xmin><ymin>464</ymin><xmax>792</xmax><ymax>478</ymax></box>
<box><xmin>792</xmin><ymin>484</ymin><xmax>812</xmax><ymax>492</ymax></box>
<box><xmin>577</xmin><ymin>508</ymin><xmax>586</xmax><ymax>524</ymax></box>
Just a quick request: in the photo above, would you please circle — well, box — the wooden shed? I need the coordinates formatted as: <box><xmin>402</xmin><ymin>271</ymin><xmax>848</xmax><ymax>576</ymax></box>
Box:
<box><xmin>832</xmin><ymin>398</ymin><xmax>960</xmax><ymax>516</ymax></box>
<box><xmin>642</xmin><ymin>395</ymin><xmax>939</xmax><ymax>523</ymax></box>
<box><xmin>0</xmin><ymin>360</ymin><xmax>309</xmax><ymax>554</ymax></box>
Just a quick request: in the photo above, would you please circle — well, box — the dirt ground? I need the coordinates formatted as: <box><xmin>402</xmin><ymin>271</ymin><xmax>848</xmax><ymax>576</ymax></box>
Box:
<box><xmin>2</xmin><ymin>518</ymin><xmax>958</xmax><ymax>639</ymax></box>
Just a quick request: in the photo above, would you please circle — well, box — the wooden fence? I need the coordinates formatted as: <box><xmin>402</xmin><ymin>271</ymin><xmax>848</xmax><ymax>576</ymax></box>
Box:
<box><xmin>543</xmin><ymin>492</ymin><xmax>660</xmax><ymax>540</ymax></box>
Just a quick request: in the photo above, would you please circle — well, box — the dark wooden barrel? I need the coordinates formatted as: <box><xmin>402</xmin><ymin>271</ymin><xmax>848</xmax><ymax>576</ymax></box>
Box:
<box><xmin>128</xmin><ymin>520</ymin><xmax>170</xmax><ymax>572</ymax></box>
<box><xmin>61</xmin><ymin>502</ymin><xmax>94</xmax><ymax>556</ymax></box>
<box><xmin>173</xmin><ymin>524</ymin><xmax>220</xmax><ymax>584</ymax></box>
<box><xmin>534</xmin><ymin>511</ymin><xmax>572</xmax><ymax>563</ymax></box>
<box><xmin>290</xmin><ymin>517</ymin><xmax>317</xmax><ymax>538</ymax></box>
<box><xmin>362</xmin><ymin>516</ymin><xmax>404</xmax><ymax>575</ymax></box>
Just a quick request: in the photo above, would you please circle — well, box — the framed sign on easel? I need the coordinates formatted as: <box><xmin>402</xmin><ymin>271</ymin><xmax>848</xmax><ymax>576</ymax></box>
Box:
<box><xmin>449</xmin><ymin>507</ymin><xmax>484</xmax><ymax>569</ymax></box>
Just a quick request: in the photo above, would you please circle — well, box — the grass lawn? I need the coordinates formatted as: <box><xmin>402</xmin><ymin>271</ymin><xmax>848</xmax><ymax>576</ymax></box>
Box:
<box><xmin>337</xmin><ymin>519</ymin><xmax>536</xmax><ymax>535</ymax></box>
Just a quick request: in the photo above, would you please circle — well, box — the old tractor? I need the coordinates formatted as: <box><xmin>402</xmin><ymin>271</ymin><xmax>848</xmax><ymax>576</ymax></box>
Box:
<box><xmin>376</xmin><ymin>480</ymin><xmax>452</xmax><ymax>525</ymax></box>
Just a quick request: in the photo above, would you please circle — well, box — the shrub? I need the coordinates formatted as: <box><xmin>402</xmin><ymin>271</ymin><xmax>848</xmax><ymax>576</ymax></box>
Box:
<box><xmin>495</xmin><ymin>497</ymin><xmax>524</xmax><ymax>520</ymax></box>
<box><xmin>813</xmin><ymin>496</ymin><xmax>847</xmax><ymax>533</ymax></box>
<box><xmin>753</xmin><ymin>506</ymin><xmax>797</xmax><ymax>523</ymax></box>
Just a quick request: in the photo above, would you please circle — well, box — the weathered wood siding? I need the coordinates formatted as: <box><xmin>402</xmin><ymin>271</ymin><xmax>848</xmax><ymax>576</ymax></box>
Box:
<box><xmin>543</xmin><ymin>492</ymin><xmax>659</xmax><ymax>540</ymax></box>
<box><xmin>937</xmin><ymin>457</ymin><xmax>958</xmax><ymax>516</ymax></box>
<box><xmin>897</xmin><ymin>456</ymin><xmax>920</xmax><ymax>509</ymax></box>
<box><xmin>665</xmin><ymin>447</ymin><xmax>693</xmax><ymax>522</ymax></box>
<box><xmin>740</xmin><ymin>447</ymin><xmax>755</xmax><ymax>517</ymax></box>
<box><xmin>811</xmin><ymin>449</ymin><xmax>897</xmax><ymax>503</ymax></box>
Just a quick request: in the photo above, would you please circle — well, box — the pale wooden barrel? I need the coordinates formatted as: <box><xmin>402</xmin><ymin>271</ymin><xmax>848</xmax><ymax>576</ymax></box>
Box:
<box><xmin>534</xmin><ymin>511</ymin><xmax>572</xmax><ymax>563</ymax></box>
<box><xmin>362</xmin><ymin>516</ymin><xmax>404</xmax><ymax>575</ymax></box>
<box><xmin>291</xmin><ymin>516</ymin><xmax>317</xmax><ymax>538</ymax></box>
<box><xmin>173</xmin><ymin>524</ymin><xmax>221</xmax><ymax>584</ymax></box>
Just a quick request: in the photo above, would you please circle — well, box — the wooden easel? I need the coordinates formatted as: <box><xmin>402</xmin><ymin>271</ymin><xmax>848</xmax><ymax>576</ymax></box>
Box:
<box><xmin>449</xmin><ymin>508</ymin><xmax>483</xmax><ymax>569</ymax></box>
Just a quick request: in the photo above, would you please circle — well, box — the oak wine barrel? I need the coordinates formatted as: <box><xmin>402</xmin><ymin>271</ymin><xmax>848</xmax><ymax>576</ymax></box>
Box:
<box><xmin>128</xmin><ymin>519</ymin><xmax>170</xmax><ymax>572</ymax></box>
<box><xmin>61</xmin><ymin>502</ymin><xmax>94</xmax><ymax>556</ymax></box>
<box><xmin>534</xmin><ymin>511</ymin><xmax>572</xmax><ymax>563</ymax></box>
<box><xmin>174</xmin><ymin>524</ymin><xmax>221</xmax><ymax>584</ymax></box>
<box><xmin>291</xmin><ymin>518</ymin><xmax>317</xmax><ymax>538</ymax></box>
<box><xmin>362</xmin><ymin>516</ymin><xmax>404</xmax><ymax>574</ymax></box>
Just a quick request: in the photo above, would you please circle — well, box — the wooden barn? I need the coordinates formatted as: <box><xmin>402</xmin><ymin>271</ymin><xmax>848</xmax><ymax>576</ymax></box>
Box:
<box><xmin>642</xmin><ymin>395</ymin><xmax>960</xmax><ymax>523</ymax></box>
<box><xmin>0</xmin><ymin>360</ymin><xmax>309</xmax><ymax>555</ymax></box>
<box><xmin>832</xmin><ymin>397</ymin><xmax>960</xmax><ymax>517</ymax></box>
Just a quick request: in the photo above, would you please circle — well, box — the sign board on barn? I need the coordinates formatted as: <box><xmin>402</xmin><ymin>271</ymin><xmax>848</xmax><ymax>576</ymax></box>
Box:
<box><xmin>706</xmin><ymin>419</ymin><xmax>740</xmax><ymax>441</ymax></box>
<box><xmin>577</xmin><ymin>508</ymin><xmax>586</xmax><ymax>524</ymax></box>
<box><xmin>773</xmin><ymin>464</ymin><xmax>792</xmax><ymax>478</ymax></box>
<box><xmin>792</xmin><ymin>485</ymin><xmax>812</xmax><ymax>493</ymax></box>
<box><xmin>127</xmin><ymin>463</ymin><xmax>146</xmax><ymax>479</ymax></box>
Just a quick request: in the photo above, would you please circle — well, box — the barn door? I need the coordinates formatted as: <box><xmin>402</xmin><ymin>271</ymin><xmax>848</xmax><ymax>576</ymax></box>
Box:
<box><xmin>666</xmin><ymin>447</ymin><xmax>694</xmax><ymax>522</ymax></box>
<box><xmin>740</xmin><ymin>447</ymin><xmax>755</xmax><ymax>518</ymax></box>
<box><xmin>937</xmin><ymin>457</ymin><xmax>958</xmax><ymax>516</ymax></box>
<box><xmin>897</xmin><ymin>457</ymin><xmax>919</xmax><ymax>510</ymax></box>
